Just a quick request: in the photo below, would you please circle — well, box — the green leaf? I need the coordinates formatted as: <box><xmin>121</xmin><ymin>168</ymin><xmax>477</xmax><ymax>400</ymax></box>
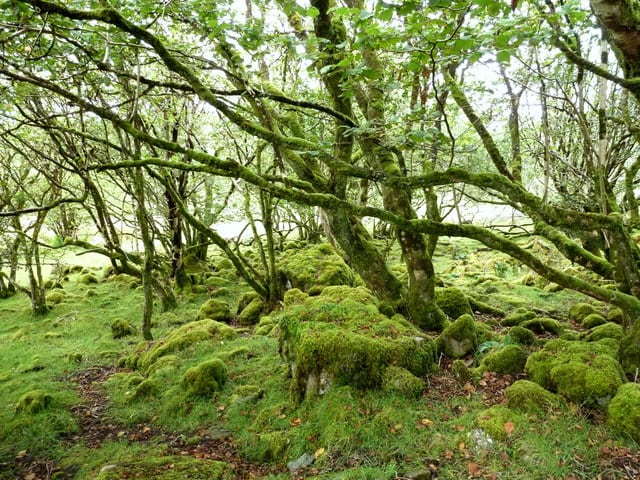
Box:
<box><xmin>496</xmin><ymin>50</ymin><xmax>511</xmax><ymax>64</ymax></box>
<box><xmin>454</xmin><ymin>38</ymin><xmax>475</xmax><ymax>51</ymax></box>
<box><xmin>307</xmin><ymin>6</ymin><xmax>320</xmax><ymax>18</ymax></box>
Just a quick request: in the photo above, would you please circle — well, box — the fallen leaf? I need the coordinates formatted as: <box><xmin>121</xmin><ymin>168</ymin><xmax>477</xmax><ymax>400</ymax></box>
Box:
<box><xmin>467</xmin><ymin>461</ymin><xmax>484</xmax><ymax>477</ymax></box>
<box><xmin>314</xmin><ymin>447</ymin><xmax>325</xmax><ymax>458</ymax></box>
<box><xmin>503</xmin><ymin>421</ymin><xmax>515</xmax><ymax>436</ymax></box>
<box><xmin>23</xmin><ymin>474</ymin><xmax>36</xmax><ymax>480</ymax></box>
<box><xmin>444</xmin><ymin>450</ymin><xmax>454</xmax><ymax>460</ymax></box>
<box><xmin>290</xmin><ymin>417</ymin><xmax>303</xmax><ymax>427</ymax></box>
<box><xmin>420</xmin><ymin>418</ymin><xmax>434</xmax><ymax>426</ymax></box>
<box><xmin>142</xmin><ymin>426</ymin><xmax>151</xmax><ymax>433</ymax></box>
<box><xmin>459</xmin><ymin>442</ymin><xmax>466</xmax><ymax>451</ymax></box>
<box><xmin>16</xmin><ymin>450</ymin><xmax>28</xmax><ymax>459</ymax></box>
<box><xmin>463</xmin><ymin>383</ymin><xmax>476</xmax><ymax>394</ymax></box>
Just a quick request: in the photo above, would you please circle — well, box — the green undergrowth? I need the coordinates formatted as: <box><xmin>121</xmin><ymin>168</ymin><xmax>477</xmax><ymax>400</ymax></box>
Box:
<box><xmin>0</xmin><ymin>243</ymin><xmax>639</xmax><ymax>479</ymax></box>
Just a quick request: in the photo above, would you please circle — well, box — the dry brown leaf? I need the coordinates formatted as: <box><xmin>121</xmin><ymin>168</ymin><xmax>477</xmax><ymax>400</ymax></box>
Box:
<box><xmin>467</xmin><ymin>461</ymin><xmax>484</xmax><ymax>477</ymax></box>
<box><xmin>503</xmin><ymin>421</ymin><xmax>515</xmax><ymax>436</ymax></box>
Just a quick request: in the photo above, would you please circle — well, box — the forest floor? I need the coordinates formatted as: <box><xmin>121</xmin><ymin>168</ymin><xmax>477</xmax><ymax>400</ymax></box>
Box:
<box><xmin>1</xmin><ymin>238</ymin><xmax>640</xmax><ymax>479</ymax></box>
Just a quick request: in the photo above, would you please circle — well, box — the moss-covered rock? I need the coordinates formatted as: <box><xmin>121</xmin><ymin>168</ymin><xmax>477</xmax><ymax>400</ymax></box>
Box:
<box><xmin>381</xmin><ymin>366</ymin><xmax>424</xmax><ymax>398</ymax></box>
<box><xmin>520</xmin><ymin>317</ymin><xmax>564</xmax><ymax>335</ymax></box>
<box><xmin>95</xmin><ymin>455</ymin><xmax>232</xmax><ymax>480</ymax></box>
<box><xmin>254</xmin><ymin>316</ymin><xmax>277</xmax><ymax>336</ymax></box>
<box><xmin>241</xmin><ymin>431</ymin><xmax>292</xmax><ymax>463</ymax></box>
<box><xmin>278</xmin><ymin>289</ymin><xmax>437</xmax><ymax>403</ymax></box>
<box><xmin>319</xmin><ymin>285</ymin><xmax>378</xmax><ymax>306</ymax></box>
<box><xmin>283</xmin><ymin>288</ymin><xmax>309</xmax><ymax>307</ymax></box>
<box><xmin>607</xmin><ymin>308</ymin><xmax>625</xmax><ymax>325</ymax></box>
<box><xmin>111</xmin><ymin>318</ymin><xmax>136</xmax><ymax>339</ymax></box>
<box><xmin>278</xmin><ymin>243</ymin><xmax>355</xmax><ymax>293</ymax></box>
<box><xmin>500</xmin><ymin>309</ymin><xmax>536</xmax><ymax>327</ymax></box>
<box><xmin>452</xmin><ymin>359</ymin><xmax>477</xmax><ymax>385</ymax></box>
<box><xmin>181</xmin><ymin>358</ymin><xmax>228</xmax><ymax>396</ymax></box>
<box><xmin>45</xmin><ymin>290</ymin><xmax>67</xmax><ymax>305</ymax></box>
<box><xmin>196</xmin><ymin>299</ymin><xmax>232</xmax><ymax>323</ymax></box>
<box><xmin>505</xmin><ymin>380</ymin><xmax>562</xmax><ymax>413</ymax></box>
<box><xmin>77</xmin><ymin>273</ymin><xmax>99</xmax><ymax>285</ymax></box>
<box><xmin>582</xmin><ymin>322</ymin><xmax>624</xmax><ymax>342</ymax></box>
<box><xmin>236</xmin><ymin>291</ymin><xmax>261</xmax><ymax>314</ymax></box>
<box><xmin>145</xmin><ymin>354</ymin><xmax>179</xmax><ymax>376</ymax></box>
<box><xmin>607</xmin><ymin>383</ymin><xmax>640</xmax><ymax>442</ymax></box>
<box><xmin>582</xmin><ymin>313</ymin><xmax>607</xmax><ymax>329</ymax></box>
<box><xmin>480</xmin><ymin>344</ymin><xmax>528</xmax><ymax>375</ymax></box>
<box><xmin>524</xmin><ymin>339</ymin><xmax>625</xmax><ymax>408</ymax></box>
<box><xmin>474</xmin><ymin>405</ymin><xmax>521</xmax><ymax>441</ymax></box>
<box><xmin>15</xmin><ymin>389</ymin><xmax>52</xmax><ymax>414</ymax></box>
<box><xmin>134</xmin><ymin>378</ymin><xmax>161</xmax><ymax>399</ymax></box>
<box><xmin>435</xmin><ymin>287</ymin><xmax>473</xmax><ymax>321</ymax></box>
<box><xmin>216</xmin><ymin>258</ymin><xmax>234</xmax><ymax>270</ymax></box>
<box><xmin>237</xmin><ymin>298</ymin><xmax>266</xmax><ymax>326</ymax></box>
<box><xmin>568</xmin><ymin>303</ymin><xmax>598</xmax><ymax>323</ymax></box>
<box><xmin>508</xmin><ymin>326</ymin><xmax>535</xmax><ymax>345</ymax></box>
<box><xmin>138</xmin><ymin>320</ymin><xmax>237</xmax><ymax>370</ymax></box>
<box><xmin>436</xmin><ymin>314</ymin><xmax>477</xmax><ymax>359</ymax></box>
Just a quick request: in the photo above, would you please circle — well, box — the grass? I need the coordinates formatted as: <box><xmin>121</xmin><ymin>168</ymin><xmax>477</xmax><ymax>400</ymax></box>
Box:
<box><xmin>0</xmin><ymin>243</ymin><xmax>638</xmax><ymax>479</ymax></box>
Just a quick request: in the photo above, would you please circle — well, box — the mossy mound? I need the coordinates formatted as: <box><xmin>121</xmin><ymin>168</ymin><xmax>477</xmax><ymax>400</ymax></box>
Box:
<box><xmin>568</xmin><ymin>303</ymin><xmax>598</xmax><ymax>323</ymax></box>
<box><xmin>134</xmin><ymin>378</ymin><xmax>161</xmax><ymax>399</ymax></box>
<box><xmin>45</xmin><ymin>290</ymin><xmax>67</xmax><ymax>305</ymax></box>
<box><xmin>196</xmin><ymin>299</ymin><xmax>232</xmax><ymax>323</ymax></box>
<box><xmin>278</xmin><ymin>243</ymin><xmax>355</xmax><ymax>293</ymax></box>
<box><xmin>524</xmin><ymin>339</ymin><xmax>625</xmax><ymax>408</ymax></box>
<box><xmin>254</xmin><ymin>316</ymin><xmax>277</xmax><ymax>336</ymax></box>
<box><xmin>607</xmin><ymin>383</ymin><xmax>640</xmax><ymax>442</ymax></box>
<box><xmin>77</xmin><ymin>273</ymin><xmax>99</xmax><ymax>285</ymax></box>
<box><xmin>582</xmin><ymin>322</ymin><xmax>624</xmax><ymax>342</ymax></box>
<box><xmin>15</xmin><ymin>389</ymin><xmax>53</xmax><ymax>414</ymax></box>
<box><xmin>436</xmin><ymin>314</ymin><xmax>477</xmax><ymax>359</ymax></box>
<box><xmin>520</xmin><ymin>317</ymin><xmax>563</xmax><ymax>335</ymax></box>
<box><xmin>95</xmin><ymin>455</ymin><xmax>232</xmax><ymax>480</ymax></box>
<box><xmin>278</xmin><ymin>288</ymin><xmax>437</xmax><ymax>403</ymax></box>
<box><xmin>435</xmin><ymin>287</ymin><xmax>473</xmax><ymax>320</ymax></box>
<box><xmin>474</xmin><ymin>405</ymin><xmax>521</xmax><ymax>441</ymax></box>
<box><xmin>500</xmin><ymin>309</ymin><xmax>536</xmax><ymax>327</ymax></box>
<box><xmin>508</xmin><ymin>326</ymin><xmax>535</xmax><ymax>345</ymax></box>
<box><xmin>137</xmin><ymin>320</ymin><xmax>237</xmax><ymax>371</ymax></box>
<box><xmin>505</xmin><ymin>380</ymin><xmax>562</xmax><ymax>413</ymax></box>
<box><xmin>319</xmin><ymin>285</ymin><xmax>378</xmax><ymax>306</ymax></box>
<box><xmin>283</xmin><ymin>288</ymin><xmax>309</xmax><ymax>307</ymax></box>
<box><xmin>181</xmin><ymin>358</ymin><xmax>228</xmax><ymax>396</ymax></box>
<box><xmin>607</xmin><ymin>308</ymin><xmax>625</xmax><ymax>325</ymax></box>
<box><xmin>381</xmin><ymin>366</ymin><xmax>424</xmax><ymax>398</ymax></box>
<box><xmin>236</xmin><ymin>291</ymin><xmax>261</xmax><ymax>314</ymax></box>
<box><xmin>107</xmin><ymin>273</ymin><xmax>140</xmax><ymax>288</ymax></box>
<box><xmin>480</xmin><ymin>344</ymin><xmax>528</xmax><ymax>375</ymax></box>
<box><xmin>111</xmin><ymin>318</ymin><xmax>136</xmax><ymax>339</ymax></box>
<box><xmin>237</xmin><ymin>298</ymin><xmax>266</xmax><ymax>326</ymax></box>
<box><xmin>582</xmin><ymin>313</ymin><xmax>607</xmax><ymax>329</ymax></box>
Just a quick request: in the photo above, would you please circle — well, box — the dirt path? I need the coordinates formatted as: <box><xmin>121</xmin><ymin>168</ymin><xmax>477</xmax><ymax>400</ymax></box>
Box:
<box><xmin>13</xmin><ymin>365</ymin><xmax>282</xmax><ymax>480</ymax></box>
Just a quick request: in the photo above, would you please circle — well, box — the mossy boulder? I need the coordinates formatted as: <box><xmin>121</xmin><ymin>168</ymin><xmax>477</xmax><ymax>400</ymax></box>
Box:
<box><xmin>254</xmin><ymin>316</ymin><xmax>277</xmax><ymax>336</ymax></box>
<box><xmin>520</xmin><ymin>317</ymin><xmax>564</xmax><ymax>335</ymax></box>
<box><xmin>568</xmin><ymin>303</ymin><xmax>598</xmax><ymax>323</ymax></box>
<box><xmin>278</xmin><ymin>289</ymin><xmax>437</xmax><ymax>403</ymax></box>
<box><xmin>607</xmin><ymin>383</ymin><xmax>640</xmax><ymax>442</ymax></box>
<box><xmin>619</xmin><ymin>324</ymin><xmax>640</xmax><ymax>374</ymax></box>
<box><xmin>45</xmin><ymin>290</ymin><xmax>67</xmax><ymax>305</ymax></box>
<box><xmin>524</xmin><ymin>339</ymin><xmax>625</xmax><ymax>408</ymax></box>
<box><xmin>137</xmin><ymin>320</ymin><xmax>237</xmax><ymax>370</ymax></box>
<box><xmin>607</xmin><ymin>308</ymin><xmax>625</xmax><ymax>325</ymax></box>
<box><xmin>582</xmin><ymin>313</ymin><xmax>607</xmax><ymax>329</ymax></box>
<box><xmin>474</xmin><ymin>405</ymin><xmax>521</xmax><ymax>441</ymax></box>
<box><xmin>505</xmin><ymin>380</ymin><xmax>562</xmax><ymax>413</ymax></box>
<box><xmin>77</xmin><ymin>273</ymin><xmax>99</xmax><ymax>285</ymax></box>
<box><xmin>283</xmin><ymin>288</ymin><xmax>309</xmax><ymax>307</ymax></box>
<box><xmin>236</xmin><ymin>291</ymin><xmax>261</xmax><ymax>314</ymax></box>
<box><xmin>181</xmin><ymin>358</ymin><xmax>228</xmax><ymax>396</ymax></box>
<box><xmin>381</xmin><ymin>366</ymin><xmax>424</xmax><ymax>398</ymax></box>
<box><xmin>319</xmin><ymin>285</ymin><xmax>378</xmax><ymax>306</ymax></box>
<box><xmin>196</xmin><ymin>299</ymin><xmax>232</xmax><ymax>323</ymax></box>
<box><xmin>111</xmin><ymin>318</ymin><xmax>136</xmax><ymax>339</ymax></box>
<box><xmin>436</xmin><ymin>314</ymin><xmax>478</xmax><ymax>359</ymax></box>
<box><xmin>15</xmin><ymin>389</ymin><xmax>52</xmax><ymax>414</ymax></box>
<box><xmin>95</xmin><ymin>456</ymin><xmax>232</xmax><ymax>480</ymax></box>
<box><xmin>237</xmin><ymin>298</ymin><xmax>266</xmax><ymax>326</ymax></box>
<box><xmin>216</xmin><ymin>258</ymin><xmax>234</xmax><ymax>270</ymax></box>
<box><xmin>480</xmin><ymin>344</ymin><xmax>528</xmax><ymax>375</ymax></box>
<box><xmin>452</xmin><ymin>359</ymin><xmax>477</xmax><ymax>385</ymax></box>
<box><xmin>134</xmin><ymin>378</ymin><xmax>161</xmax><ymax>399</ymax></box>
<box><xmin>501</xmin><ymin>309</ymin><xmax>536</xmax><ymax>327</ymax></box>
<box><xmin>435</xmin><ymin>287</ymin><xmax>473</xmax><ymax>320</ymax></box>
<box><xmin>278</xmin><ymin>243</ymin><xmax>355</xmax><ymax>293</ymax></box>
<box><xmin>582</xmin><ymin>322</ymin><xmax>624</xmax><ymax>342</ymax></box>
<box><xmin>508</xmin><ymin>326</ymin><xmax>535</xmax><ymax>345</ymax></box>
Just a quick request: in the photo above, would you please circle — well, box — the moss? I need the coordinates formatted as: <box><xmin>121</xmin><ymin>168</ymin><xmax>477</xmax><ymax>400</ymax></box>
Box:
<box><xmin>95</xmin><ymin>455</ymin><xmax>232</xmax><ymax>480</ymax></box>
<box><xmin>278</xmin><ymin>243</ymin><xmax>355</xmax><ymax>293</ymax></box>
<box><xmin>236</xmin><ymin>291</ymin><xmax>261</xmax><ymax>314</ymax></box>
<box><xmin>242</xmin><ymin>431</ymin><xmax>291</xmax><ymax>463</ymax></box>
<box><xmin>607</xmin><ymin>383</ymin><xmax>640</xmax><ymax>442</ymax></box>
<box><xmin>505</xmin><ymin>380</ymin><xmax>562</xmax><ymax>413</ymax></box>
<box><xmin>508</xmin><ymin>326</ymin><xmax>535</xmax><ymax>345</ymax></box>
<box><xmin>216</xmin><ymin>258</ymin><xmax>234</xmax><ymax>270</ymax></box>
<box><xmin>481</xmin><ymin>344</ymin><xmax>528</xmax><ymax>375</ymax></box>
<box><xmin>77</xmin><ymin>273</ymin><xmax>99</xmax><ymax>285</ymax></box>
<box><xmin>607</xmin><ymin>308</ymin><xmax>625</xmax><ymax>325</ymax></box>
<box><xmin>582</xmin><ymin>313</ymin><xmax>607</xmax><ymax>329</ymax></box>
<box><xmin>520</xmin><ymin>317</ymin><xmax>564</xmax><ymax>335</ymax></box>
<box><xmin>278</xmin><ymin>294</ymin><xmax>436</xmax><ymax>403</ymax></box>
<box><xmin>283</xmin><ymin>288</ymin><xmax>309</xmax><ymax>307</ymax></box>
<box><xmin>475</xmin><ymin>322</ymin><xmax>498</xmax><ymax>344</ymax></box>
<box><xmin>524</xmin><ymin>339</ymin><xmax>625</xmax><ymax>408</ymax></box>
<box><xmin>558</xmin><ymin>329</ymin><xmax>581</xmax><ymax>341</ymax></box>
<box><xmin>619</xmin><ymin>323</ymin><xmax>640</xmax><ymax>374</ymax></box>
<box><xmin>45</xmin><ymin>291</ymin><xmax>67</xmax><ymax>305</ymax></box>
<box><xmin>138</xmin><ymin>320</ymin><xmax>237</xmax><ymax>370</ymax></box>
<box><xmin>474</xmin><ymin>405</ymin><xmax>521</xmax><ymax>441</ymax></box>
<box><xmin>436</xmin><ymin>313</ymin><xmax>477</xmax><ymax>359</ymax></box>
<box><xmin>319</xmin><ymin>285</ymin><xmax>378</xmax><ymax>306</ymax></box>
<box><xmin>568</xmin><ymin>303</ymin><xmax>598</xmax><ymax>322</ymax></box>
<box><xmin>452</xmin><ymin>359</ymin><xmax>476</xmax><ymax>385</ymax></box>
<box><xmin>196</xmin><ymin>299</ymin><xmax>232</xmax><ymax>323</ymax></box>
<box><xmin>381</xmin><ymin>366</ymin><xmax>424</xmax><ymax>398</ymax></box>
<box><xmin>134</xmin><ymin>378</ymin><xmax>161</xmax><ymax>399</ymax></box>
<box><xmin>582</xmin><ymin>322</ymin><xmax>624</xmax><ymax>342</ymax></box>
<box><xmin>231</xmin><ymin>385</ymin><xmax>265</xmax><ymax>403</ymax></box>
<box><xmin>15</xmin><ymin>389</ymin><xmax>52</xmax><ymax>414</ymax></box>
<box><xmin>435</xmin><ymin>287</ymin><xmax>473</xmax><ymax>320</ymax></box>
<box><xmin>237</xmin><ymin>298</ymin><xmax>266</xmax><ymax>326</ymax></box>
<box><xmin>68</xmin><ymin>353</ymin><xmax>83</xmax><ymax>364</ymax></box>
<box><xmin>205</xmin><ymin>276</ymin><xmax>231</xmax><ymax>289</ymax></box>
<box><xmin>145</xmin><ymin>355</ymin><xmax>179</xmax><ymax>376</ymax></box>
<box><xmin>181</xmin><ymin>358</ymin><xmax>228</xmax><ymax>396</ymax></box>
<box><xmin>500</xmin><ymin>309</ymin><xmax>536</xmax><ymax>327</ymax></box>
<box><xmin>111</xmin><ymin>318</ymin><xmax>136</xmax><ymax>339</ymax></box>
